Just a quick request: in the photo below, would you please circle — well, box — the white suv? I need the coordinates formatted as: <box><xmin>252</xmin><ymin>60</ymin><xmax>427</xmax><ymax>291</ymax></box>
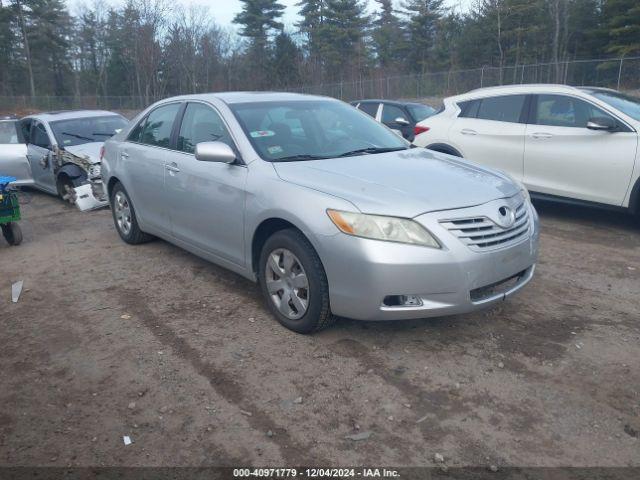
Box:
<box><xmin>413</xmin><ymin>84</ymin><xmax>640</xmax><ymax>216</ymax></box>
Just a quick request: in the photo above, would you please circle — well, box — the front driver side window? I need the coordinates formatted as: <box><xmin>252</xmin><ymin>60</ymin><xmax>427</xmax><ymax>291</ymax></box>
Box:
<box><xmin>535</xmin><ymin>95</ymin><xmax>613</xmax><ymax>128</ymax></box>
<box><xmin>32</xmin><ymin>123</ymin><xmax>51</xmax><ymax>149</ymax></box>
<box><xmin>140</xmin><ymin>103</ymin><xmax>180</xmax><ymax>148</ymax></box>
<box><xmin>177</xmin><ymin>102</ymin><xmax>235</xmax><ymax>154</ymax></box>
<box><xmin>382</xmin><ymin>105</ymin><xmax>408</xmax><ymax>124</ymax></box>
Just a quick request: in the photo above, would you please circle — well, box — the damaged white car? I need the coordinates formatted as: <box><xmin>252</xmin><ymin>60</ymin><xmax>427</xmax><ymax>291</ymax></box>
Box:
<box><xmin>1</xmin><ymin>110</ymin><xmax>128</xmax><ymax>210</ymax></box>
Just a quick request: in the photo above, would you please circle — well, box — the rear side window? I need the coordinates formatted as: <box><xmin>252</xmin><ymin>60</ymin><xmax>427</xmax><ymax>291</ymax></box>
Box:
<box><xmin>358</xmin><ymin>102</ymin><xmax>379</xmax><ymax>118</ymax></box>
<box><xmin>139</xmin><ymin>103</ymin><xmax>180</xmax><ymax>148</ymax></box>
<box><xmin>476</xmin><ymin>95</ymin><xmax>526</xmax><ymax>123</ymax></box>
<box><xmin>458</xmin><ymin>99</ymin><xmax>480</xmax><ymax>118</ymax></box>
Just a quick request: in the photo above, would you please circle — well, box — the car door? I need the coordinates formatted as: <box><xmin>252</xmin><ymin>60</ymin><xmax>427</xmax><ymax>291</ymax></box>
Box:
<box><xmin>523</xmin><ymin>94</ymin><xmax>637</xmax><ymax>206</ymax></box>
<box><xmin>120</xmin><ymin>102</ymin><xmax>181</xmax><ymax>233</ymax></box>
<box><xmin>25</xmin><ymin>120</ymin><xmax>57</xmax><ymax>194</ymax></box>
<box><xmin>164</xmin><ymin>101</ymin><xmax>248</xmax><ymax>266</ymax></box>
<box><xmin>380</xmin><ymin>103</ymin><xmax>412</xmax><ymax>139</ymax></box>
<box><xmin>448</xmin><ymin>94</ymin><xmax>528</xmax><ymax>180</ymax></box>
<box><xmin>0</xmin><ymin>120</ymin><xmax>32</xmax><ymax>185</ymax></box>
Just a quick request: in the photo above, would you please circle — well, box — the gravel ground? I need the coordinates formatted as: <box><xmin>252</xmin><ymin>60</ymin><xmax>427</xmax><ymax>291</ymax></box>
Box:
<box><xmin>0</xmin><ymin>190</ymin><xmax>639</xmax><ymax>468</ymax></box>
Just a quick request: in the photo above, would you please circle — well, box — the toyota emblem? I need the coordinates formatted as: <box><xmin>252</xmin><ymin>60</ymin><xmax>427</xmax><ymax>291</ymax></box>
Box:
<box><xmin>496</xmin><ymin>206</ymin><xmax>516</xmax><ymax>228</ymax></box>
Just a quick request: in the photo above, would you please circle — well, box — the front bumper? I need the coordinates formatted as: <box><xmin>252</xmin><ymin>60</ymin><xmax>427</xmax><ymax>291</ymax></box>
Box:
<box><xmin>319</xmin><ymin>199</ymin><xmax>539</xmax><ymax>321</ymax></box>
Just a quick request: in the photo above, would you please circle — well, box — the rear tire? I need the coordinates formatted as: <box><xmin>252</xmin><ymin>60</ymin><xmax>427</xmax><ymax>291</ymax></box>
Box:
<box><xmin>259</xmin><ymin>229</ymin><xmax>335</xmax><ymax>333</ymax></box>
<box><xmin>2</xmin><ymin>222</ymin><xmax>22</xmax><ymax>246</ymax></box>
<box><xmin>109</xmin><ymin>182</ymin><xmax>153</xmax><ymax>244</ymax></box>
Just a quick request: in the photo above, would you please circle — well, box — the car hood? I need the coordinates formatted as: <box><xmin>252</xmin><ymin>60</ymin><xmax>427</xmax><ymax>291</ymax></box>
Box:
<box><xmin>273</xmin><ymin>148</ymin><xmax>520</xmax><ymax>218</ymax></box>
<box><xmin>63</xmin><ymin>142</ymin><xmax>103</xmax><ymax>164</ymax></box>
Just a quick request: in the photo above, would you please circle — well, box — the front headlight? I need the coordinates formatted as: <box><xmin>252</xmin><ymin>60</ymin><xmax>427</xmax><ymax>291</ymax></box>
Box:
<box><xmin>327</xmin><ymin>210</ymin><xmax>441</xmax><ymax>248</ymax></box>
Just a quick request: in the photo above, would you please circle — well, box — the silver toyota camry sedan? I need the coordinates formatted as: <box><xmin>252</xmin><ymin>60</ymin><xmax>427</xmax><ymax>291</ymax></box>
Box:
<box><xmin>102</xmin><ymin>92</ymin><xmax>539</xmax><ymax>333</ymax></box>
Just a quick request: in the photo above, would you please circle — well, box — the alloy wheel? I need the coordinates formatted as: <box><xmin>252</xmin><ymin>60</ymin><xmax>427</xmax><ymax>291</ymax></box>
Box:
<box><xmin>114</xmin><ymin>191</ymin><xmax>132</xmax><ymax>236</ymax></box>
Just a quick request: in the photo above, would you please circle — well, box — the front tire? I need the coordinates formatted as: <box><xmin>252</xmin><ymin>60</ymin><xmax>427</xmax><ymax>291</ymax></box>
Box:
<box><xmin>109</xmin><ymin>182</ymin><xmax>153</xmax><ymax>244</ymax></box>
<box><xmin>259</xmin><ymin>229</ymin><xmax>335</xmax><ymax>333</ymax></box>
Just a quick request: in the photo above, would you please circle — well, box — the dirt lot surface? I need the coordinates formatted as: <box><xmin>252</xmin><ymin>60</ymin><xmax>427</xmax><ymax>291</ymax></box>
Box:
<box><xmin>1</xmin><ymin>191</ymin><xmax>639</xmax><ymax>468</ymax></box>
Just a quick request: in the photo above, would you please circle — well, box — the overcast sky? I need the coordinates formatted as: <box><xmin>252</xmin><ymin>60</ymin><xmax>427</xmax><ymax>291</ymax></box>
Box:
<box><xmin>70</xmin><ymin>0</ymin><xmax>473</xmax><ymax>30</ymax></box>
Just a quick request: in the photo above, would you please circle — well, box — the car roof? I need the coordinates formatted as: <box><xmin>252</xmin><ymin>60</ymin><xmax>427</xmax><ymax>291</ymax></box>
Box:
<box><xmin>24</xmin><ymin>110</ymin><xmax>123</xmax><ymax>122</ymax></box>
<box><xmin>352</xmin><ymin>99</ymin><xmax>424</xmax><ymax>107</ymax></box>
<box><xmin>449</xmin><ymin>84</ymin><xmax>589</xmax><ymax>102</ymax></box>
<box><xmin>166</xmin><ymin>92</ymin><xmax>334</xmax><ymax>105</ymax></box>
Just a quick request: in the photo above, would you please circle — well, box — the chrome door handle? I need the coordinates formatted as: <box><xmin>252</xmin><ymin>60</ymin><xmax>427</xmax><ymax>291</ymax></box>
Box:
<box><xmin>531</xmin><ymin>132</ymin><xmax>553</xmax><ymax>139</ymax></box>
<box><xmin>121</xmin><ymin>152</ymin><xmax>129</xmax><ymax>158</ymax></box>
<box><xmin>461</xmin><ymin>129</ymin><xmax>477</xmax><ymax>136</ymax></box>
<box><xmin>166</xmin><ymin>164</ymin><xmax>180</xmax><ymax>173</ymax></box>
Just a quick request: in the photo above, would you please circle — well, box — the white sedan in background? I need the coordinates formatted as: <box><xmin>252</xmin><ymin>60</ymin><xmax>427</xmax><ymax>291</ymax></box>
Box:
<box><xmin>413</xmin><ymin>84</ymin><xmax>640</xmax><ymax>217</ymax></box>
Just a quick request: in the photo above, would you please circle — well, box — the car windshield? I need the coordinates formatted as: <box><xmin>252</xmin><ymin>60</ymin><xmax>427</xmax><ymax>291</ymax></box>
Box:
<box><xmin>230</xmin><ymin>100</ymin><xmax>408</xmax><ymax>161</ymax></box>
<box><xmin>407</xmin><ymin>104</ymin><xmax>436</xmax><ymax>122</ymax></box>
<box><xmin>50</xmin><ymin>115</ymin><xmax>128</xmax><ymax>147</ymax></box>
<box><xmin>587</xmin><ymin>90</ymin><xmax>640</xmax><ymax>122</ymax></box>
<box><xmin>0</xmin><ymin>120</ymin><xmax>20</xmax><ymax>144</ymax></box>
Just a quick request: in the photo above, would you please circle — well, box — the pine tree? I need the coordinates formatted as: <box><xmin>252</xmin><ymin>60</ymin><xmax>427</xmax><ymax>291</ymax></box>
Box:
<box><xmin>272</xmin><ymin>31</ymin><xmax>302</xmax><ymax>87</ymax></box>
<box><xmin>402</xmin><ymin>0</ymin><xmax>445</xmax><ymax>73</ymax></box>
<box><xmin>319</xmin><ymin>0</ymin><xmax>370</xmax><ymax>81</ymax></box>
<box><xmin>602</xmin><ymin>0</ymin><xmax>640</xmax><ymax>56</ymax></box>
<box><xmin>372</xmin><ymin>0</ymin><xmax>406</xmax><ymax>71</ymax></box>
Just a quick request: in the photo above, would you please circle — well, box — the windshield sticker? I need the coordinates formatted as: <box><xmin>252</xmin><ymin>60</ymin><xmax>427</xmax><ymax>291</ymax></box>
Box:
<box><xmin>267</xmin><ymin>145</ymin><xmax>283</xmax><ymax>155</ymax></box>
<box><xmin>250</xmin><ymin>130</ymin><xmax>275</xmax><ymax>138</ymax></box>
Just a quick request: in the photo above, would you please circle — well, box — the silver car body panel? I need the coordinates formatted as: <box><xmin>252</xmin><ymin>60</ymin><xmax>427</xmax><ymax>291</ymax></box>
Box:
<box><xmin>102</xmin><ymin>92</ymin><xmax>539</xmax><ymax>321</ymax></box>
<box><xmin>0</xmin><ymin>142</ymin><xmax>33</xmax><ymax>186</ymax></box>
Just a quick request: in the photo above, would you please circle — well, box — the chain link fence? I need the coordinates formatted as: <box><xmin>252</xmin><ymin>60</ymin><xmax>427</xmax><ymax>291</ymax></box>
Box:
<box><xmin>1</xmin><ymin>56</ymin><xmax>639</xmax><ymax>113</ymax></box>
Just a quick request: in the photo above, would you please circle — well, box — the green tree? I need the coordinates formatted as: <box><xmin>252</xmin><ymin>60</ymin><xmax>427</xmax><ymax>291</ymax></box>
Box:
<box><xmin>371</xmin><ymin>0</ymin><xmax>406</xmax><ymax>71</ymax></box>
<box><xmin>319</xmin><ymin>0</ymin><xmax>370</xmax><ymax>81</ymax></box>
<box><xmin>272</xmin><ymin>31</ymin><xmax>302</xmax><ymax>87</ymax></box>
<box><xmin>233</xmin><ymin>0</ymin><xmax>285</xmax><ymax>87</ymax></box>
<box><xmin>402</xmin><ymin>0</ymin><xmax>445</xmax><ymax>73</ymax></box>
<box><xmin>602</xmin><ymin>0</ymin><xmax>640</xmax><ymax>56</ymax></box>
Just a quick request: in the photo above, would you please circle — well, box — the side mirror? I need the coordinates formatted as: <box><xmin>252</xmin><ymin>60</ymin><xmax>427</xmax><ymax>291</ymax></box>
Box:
<box><xmin>587</xmin><ymin>116</ymin><xmax>617</xmax><ymax>131</ymax></box>
<box><xmin>394</xmin><ymin>117</ymin><xmax>410</xmax><ymax>126</ymax></box>
<box><xmin>195</xmin><ymin>141</ymin><xmax>236</xmax><ymax>164</ymax></box>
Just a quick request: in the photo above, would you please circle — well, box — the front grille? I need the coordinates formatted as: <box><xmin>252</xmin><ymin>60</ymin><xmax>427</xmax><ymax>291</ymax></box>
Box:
<box><xmin>440</xmin><ymin>202</ymin><xmax>530</xmax><ymax>252</ymax></box>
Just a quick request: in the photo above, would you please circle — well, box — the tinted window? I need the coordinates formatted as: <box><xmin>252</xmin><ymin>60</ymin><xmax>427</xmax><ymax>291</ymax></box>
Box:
<box><xmin>459</xmin><ymin>99</ymin><xmax>480</xmax><ymax>118</ymax></box>
<box><xmin>32</xmin><ymin>123</ymin><xmax>50</xmax><ymax>149</ymax></box>
<box><xmin>128</xmin><ymin>117</ymin><xmax>145</xmax><ymax>143</ymax></box>
<box><xmin>406</xmin><ymin>104</ymin><xmax>436</xmax><ymax>122</ymax></box>
<box><xmin>589</xmin><ymin>90</ymin><xmax>640</xmax><ymax>121</ymax></box>
<box><xmin>0</xmin><ymin>121</ymin><xmax>19</xmax><ymax>144</ymax></box>
<box><xmin>231</xmin><ymin>100</ymin><xmax>407</xmax><ymax>161</ymax></box>
<box><xmin>50</xmin><ymin>115</ymin><xmax>128</xmax><ymax>147</ymax></box>
<box><xmin>140</xmin><ymin>103</ymin><xmax>180</xmax><ymax>148</ymax></box>
<box><xmin>476</xmin><ymin>95</ymin><xmax>526</xmax><ymax>123</ymax></box>
<box><xmin>381</xmin><ymin>104</ymin><xmax>408</xmax><ymax>123</ymax></box>
<box><xmin>534</xmin><ymin>95</ymin><xmax>612</xmax><ymax>128</ymax></box>
<box><xmin>177</xmin><ymin>103</ymin><xmax>235</xmax><ymax>154</ymax></box>
<box><xmin>358</xmin><ymin>102</ymin><xmax>379</xmax><ymax>117</ymax></box>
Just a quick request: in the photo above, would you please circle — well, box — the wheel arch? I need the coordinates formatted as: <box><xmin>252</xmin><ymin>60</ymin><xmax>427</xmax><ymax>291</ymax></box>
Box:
<box><xmin>629</xmin><ymin>176</ymin><xmax>640</xmax><ymax>215</ymax></box>
<box><xmin>251</xmin><ymin>217</ymin><xmax>304</xmax><ymax>275</ymax></box>
<box><xmin>56</xmin><ymin>163</ymin><xmax>87</xmax><ymax>183</ymax></box>
<box><xmin>426</xmin><ymin>143</ymin><xmax>463</xmax><ymax>157</ymax></box>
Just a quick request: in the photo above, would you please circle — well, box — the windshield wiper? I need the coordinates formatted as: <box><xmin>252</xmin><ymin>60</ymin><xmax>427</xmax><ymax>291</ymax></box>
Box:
<box><xmin>336</xmin><ymin>146</ymin><xmax>409</xmax><ymax>157</ymax></box>
<box><xmin>61</xmin><ymin>131</ymin><xmax>94</xmax><ymax>141</ymax></box>
<box><xmin>92</xmin><ymin>132</ymin><xmax>115</xmax><ymax>137</ymax></box>
<box><xmin>274</xmin><ymin>154</ymin><xmax>329</xmax><ymax>162</ymax></box>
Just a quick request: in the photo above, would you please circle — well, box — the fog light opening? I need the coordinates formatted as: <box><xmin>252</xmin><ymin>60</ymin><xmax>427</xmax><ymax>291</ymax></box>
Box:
<box><xmin>383</xmin><ymin>295</ymin><xmax>423</xmax><ymax>307</ymax></box>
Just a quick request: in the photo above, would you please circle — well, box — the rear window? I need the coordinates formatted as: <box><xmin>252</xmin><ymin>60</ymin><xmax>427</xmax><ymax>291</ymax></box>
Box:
<box><xmin>406</xmin><ymin>104</ymin><xmax>436</xmax><ymax>122</ymax></box>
